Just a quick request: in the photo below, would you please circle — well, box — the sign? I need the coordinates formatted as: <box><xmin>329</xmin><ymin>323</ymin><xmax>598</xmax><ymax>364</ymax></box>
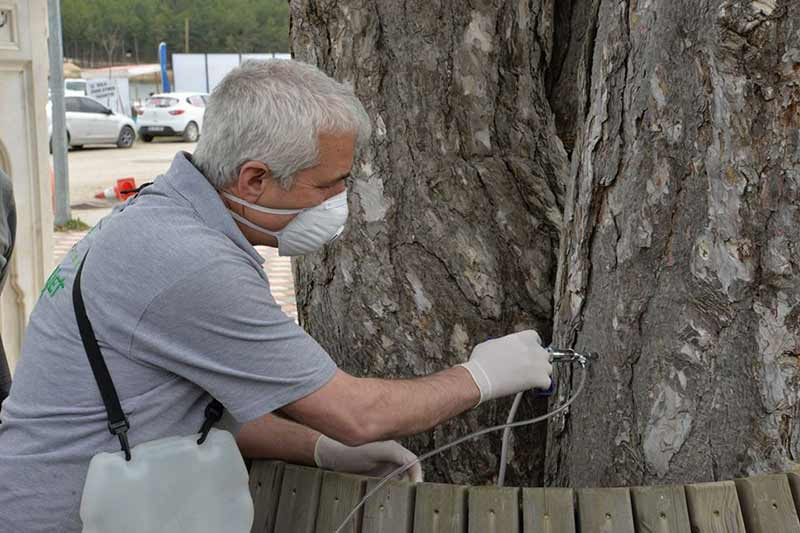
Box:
<box><xmin>86</xmin><ymin>78</ymin><xmax>131</xmax><ymax>117</ymax></box>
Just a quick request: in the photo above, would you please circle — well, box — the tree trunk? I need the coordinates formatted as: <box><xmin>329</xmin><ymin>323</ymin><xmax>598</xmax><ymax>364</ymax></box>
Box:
<box><xmin>290</xmin><ymin>0</ymin><xmax>569</xmax><ymax>485</ymax></box>
<box><xmin>290</xmin><ymin>0</ymin><xmax>800</xmax><ymax>489</ymax></box>
<box><xmin>546</xmin><ymin>0</ymin><xmax>800</xmax><ymax>488</ymax></box>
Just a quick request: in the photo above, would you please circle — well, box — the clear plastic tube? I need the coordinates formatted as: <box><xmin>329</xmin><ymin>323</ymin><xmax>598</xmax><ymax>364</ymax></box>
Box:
<box><xmin>334</xmin><ymin>366</ymin><xmax>588</xmax><ymax>532</ymax></box>
<box><xmin>497</xmin><ymin>391</ymin><xmax>523</xmax><ymax>487</ymax></box>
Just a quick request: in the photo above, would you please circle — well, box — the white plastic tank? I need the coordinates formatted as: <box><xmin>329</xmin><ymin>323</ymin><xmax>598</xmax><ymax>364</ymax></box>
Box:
<box><xmin>81</xmin><ymin>429</ymin><xmax>253</xmax><ymax>533</ymax></box>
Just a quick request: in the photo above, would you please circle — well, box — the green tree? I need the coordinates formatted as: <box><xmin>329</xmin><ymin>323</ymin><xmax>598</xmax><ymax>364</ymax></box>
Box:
<box><xmin>59</xmin><ymin>0</ymin><xmax>290</xmax><ymax>66</ymax></box>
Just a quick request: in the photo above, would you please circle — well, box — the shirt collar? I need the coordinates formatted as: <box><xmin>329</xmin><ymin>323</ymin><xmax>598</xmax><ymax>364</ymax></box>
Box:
<box><xmin>158</xmin><ymin>152</ymin><xmax>265</xmax><ymax>265</ymax></box>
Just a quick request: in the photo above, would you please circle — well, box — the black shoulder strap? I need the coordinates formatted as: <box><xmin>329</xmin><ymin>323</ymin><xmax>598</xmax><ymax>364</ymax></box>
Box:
<box><xmin>72</xmin><ymin>253</ymin><xmax>225</xmax><ymax>460</ymax></box>
<box><xmin>72</xmin><ymin>254</ymin><xmax>132</xmax><ymax>460</ymax></box>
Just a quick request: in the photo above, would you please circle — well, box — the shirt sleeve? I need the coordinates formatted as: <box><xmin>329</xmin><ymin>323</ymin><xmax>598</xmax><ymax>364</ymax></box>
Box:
<box><xmin>128</xmin><ymin>258</ymin><xmax>337</xmax><ymax>423</ymax></box>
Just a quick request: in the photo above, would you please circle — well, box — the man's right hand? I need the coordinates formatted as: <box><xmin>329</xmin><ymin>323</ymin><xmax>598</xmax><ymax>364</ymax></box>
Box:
<box><xmin>459</xmin><ymin>330</ymin><xmax>552</xmax><ymax>405</ymax></box>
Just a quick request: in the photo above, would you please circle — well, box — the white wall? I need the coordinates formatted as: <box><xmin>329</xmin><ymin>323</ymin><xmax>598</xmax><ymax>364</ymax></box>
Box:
<box><xmin>172</xmin><ymin>52</ymin><xmax>290</xmax><ymax>94</ymax></box>
<box><xmin>172</xmin><ymin>53</ymin><xmax>206</xmax><ymax>93</ymax></box>
<box><xmin>0</xmin><ymin>0</ymin><xmax>53</xmax><ymax>370</ymax></box>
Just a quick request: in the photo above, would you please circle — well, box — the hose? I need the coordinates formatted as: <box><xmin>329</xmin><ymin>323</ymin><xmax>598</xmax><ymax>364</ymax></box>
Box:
<box><xmin>497</xmin><ymin>391</ymin><xmax>523</xmax><ymax>487</ymax></box>
<box><xmin>334</xmin><ymin>364</ymin><xmax>588</xmax><ymax>532</ymax></box>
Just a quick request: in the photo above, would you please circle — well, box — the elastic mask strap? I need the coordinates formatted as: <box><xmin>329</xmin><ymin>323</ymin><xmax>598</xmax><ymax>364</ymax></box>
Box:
<box><xmin>221</xmin><ymin>191</ymin><xmax>304</xmax><ymax>215</ymax></box>
<box><xmin>228</xmin><ymin>210</ymin><xmax>281</xmax><ymax>237</ymax></box>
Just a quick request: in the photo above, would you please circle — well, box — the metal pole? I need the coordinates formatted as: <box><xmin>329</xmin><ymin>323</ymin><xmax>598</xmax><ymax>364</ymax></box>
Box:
<box><xmin>47</xmin><ymin>0</ymin><xmax>70</xmax><ymax>225</ymax></box>
<box><xmin>159</xmin><ymin>42</ymin><xmax>170</xmax><ymax>93</ymax></box>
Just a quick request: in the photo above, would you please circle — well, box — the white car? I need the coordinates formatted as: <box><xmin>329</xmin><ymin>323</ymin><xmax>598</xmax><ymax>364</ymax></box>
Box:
<box><xmin>137</xmin><ymin>92</ymin><xmax>207</xmax><ymax>143</ymax></box>
<box><xmin>47</xmin><ymin>96</ymin><xmax>137</xmax><ymax>151</ymax></box>
<box><xmin>65</xmin><ymin>78</ymin><xmax>88</xmax><ymax>96</ymax></box>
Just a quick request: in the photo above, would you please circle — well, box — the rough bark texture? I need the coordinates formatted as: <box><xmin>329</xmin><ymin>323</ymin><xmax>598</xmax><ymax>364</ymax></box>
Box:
<box><xmin>547</xmin><ymin>0</ymin><xmax>800</xmax><ymax>487</ymax></box>
<box><xmin>289</xmin><ymin>0</ymin><xmax>569</xmax><ymax>485</ymax></box>
<box><xmin>547</xmin><ymin>0</ymin><xmax>601</xmax><ymax>155</ymax></box>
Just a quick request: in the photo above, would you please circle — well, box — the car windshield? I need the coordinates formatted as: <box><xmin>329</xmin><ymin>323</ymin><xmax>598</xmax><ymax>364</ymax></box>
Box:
<box><xmin>65</xmin><ymin>81</ymin><xmax>84</xmax><ymax>91</ymax></box>
<box><xmin>146</xmin><ymin>97</ymin><xmax>179</xmax><ymax>108</ymax></box>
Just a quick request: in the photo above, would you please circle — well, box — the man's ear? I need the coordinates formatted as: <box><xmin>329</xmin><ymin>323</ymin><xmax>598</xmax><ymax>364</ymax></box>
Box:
<box><xmin>232</xmin><ymin>160</ymin><xmax>272</xmax><ymax>202</ymax></box>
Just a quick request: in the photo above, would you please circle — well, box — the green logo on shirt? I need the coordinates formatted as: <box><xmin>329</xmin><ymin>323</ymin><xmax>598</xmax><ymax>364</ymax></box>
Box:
<box><xmin>42</xmin><ymin>266</ymin><xmax>66</xmax><ymax>298</ymax></box>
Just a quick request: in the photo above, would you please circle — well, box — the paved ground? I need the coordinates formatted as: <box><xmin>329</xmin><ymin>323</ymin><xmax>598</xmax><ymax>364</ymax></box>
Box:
<box><xmin>52</xmin><ymin>140</ymin><xmax>298</xmax><ymax>321</ymax></box>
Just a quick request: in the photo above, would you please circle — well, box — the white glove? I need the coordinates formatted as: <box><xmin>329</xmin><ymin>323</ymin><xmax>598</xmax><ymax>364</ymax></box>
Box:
<box><xmin>314</xmin><ymin>435</ymin><xmax>423</xmax><ymax>483</ymax></box>
<box><xmin>459</xmin><ymin>329</ymin><xmax>552</xmax><ymax>405</ymax></box>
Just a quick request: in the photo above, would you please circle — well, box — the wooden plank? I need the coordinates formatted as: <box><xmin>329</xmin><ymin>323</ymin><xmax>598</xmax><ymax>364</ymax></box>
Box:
<box><xmin>685</xmin><ymin>481</ymin><xmax>745</xmax><ymax>533</ymax></box>
<box><xmin>786</xmin><ymin>469</ymin><xmax>800</xmax><ymax>519</ymax></box>
<box><xmin>735</xmin><ymin>474</ymin><xmax>800</xmax><ymax>533</ymax></box>
<box><xmin>314</xmin><ymin>471</ymin><xmax>367</xmax><ymax>533</ymax></box>
<box><xmin>522</xmin><ymin>487</ymin><xmax>575</xmax><ymax>533</ymax></box>
<box><xmin>630</xmin><ymin>485</ymin><xmax>691</xmax><ymax>533</ymax></box>
<box><xmin>468</xmin><ymin>486</ymin><xmax>519</xmax><ymax>533</ymax></box>
<box><xmin>577</xmin><ymin>488</ymin><xmax>635</xmax><ymax>533</ymax></box>
<box><xmin>273</xmin><ymin>465</ymin><xmax>323</xmax><ymax>533</ymax></box>
<box><xmin>249</xmin><ymin>461</ymin><xmax>285</xmax><ymax>533</ymax></box>
<box><xmin>361</xmin><ymin>479</ymin><xmax>416</xmax><ymax>533</ymax></box>
<box><xmin>412</xmin><ymin>483</ymin><xmax>467</xmax><ymax>533</ymax></box>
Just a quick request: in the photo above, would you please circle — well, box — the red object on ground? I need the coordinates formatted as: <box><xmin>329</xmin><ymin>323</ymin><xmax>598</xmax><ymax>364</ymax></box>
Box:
<box><xmin>94</xmin><ymin>178</ymin><xmax>137</xmax><ymax>201</ymax></box>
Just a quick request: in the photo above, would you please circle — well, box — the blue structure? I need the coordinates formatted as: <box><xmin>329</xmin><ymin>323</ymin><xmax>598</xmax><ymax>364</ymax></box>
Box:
<box><xmin>159</xmin><ymin>42</ymin><xmax>171</xmax><ymax>93</ymax></box>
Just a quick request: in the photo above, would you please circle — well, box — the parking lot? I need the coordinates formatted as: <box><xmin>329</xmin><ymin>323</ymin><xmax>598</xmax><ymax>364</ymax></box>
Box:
<box><xmin>66</xmin><ymin>138</ymin><xmax>194</xmax><ymax>202</ymax></box>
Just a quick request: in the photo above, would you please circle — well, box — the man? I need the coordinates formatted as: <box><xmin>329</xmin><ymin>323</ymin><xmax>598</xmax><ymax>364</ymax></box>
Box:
<box><xmin>0</xmin><ymin>60</ymin><xmax>552</xmax><ymax>531</ymax></box>
<box><xmin>0</xmin><ymin>167</ymin><xmax>15</xmax><ymax>407</ymax></box>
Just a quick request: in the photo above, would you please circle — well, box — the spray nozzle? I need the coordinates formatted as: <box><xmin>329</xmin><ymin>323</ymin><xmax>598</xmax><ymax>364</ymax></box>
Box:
<box><xmin>548</xmin><ymin>347</ymin><xmax>599</xmax><ymax>368</ymax></box>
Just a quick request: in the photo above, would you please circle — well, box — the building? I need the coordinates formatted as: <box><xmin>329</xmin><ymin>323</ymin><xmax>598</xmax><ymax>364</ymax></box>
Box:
<box><xmin>0</xmin><ymin>0</ymin><xmax>52</xmax><ymax>369</ymax></box>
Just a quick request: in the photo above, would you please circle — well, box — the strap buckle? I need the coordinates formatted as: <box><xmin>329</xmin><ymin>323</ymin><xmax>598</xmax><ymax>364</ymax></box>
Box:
<box><xmin>197</xmin><ymin>400</ymin><xmax>224</xmax><ymax>445</ymax></box>
<box><xmin>108</xmin><ymin>418</ymin><xmax>132</xmax><ymax>461</ymax></box>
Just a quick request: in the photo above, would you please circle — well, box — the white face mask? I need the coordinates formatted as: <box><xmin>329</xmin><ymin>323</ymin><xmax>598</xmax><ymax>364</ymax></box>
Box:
<box><xmin>221</xmin><ymin>191</ymin><xmax>349</xmax><ymax>256</ymax></box>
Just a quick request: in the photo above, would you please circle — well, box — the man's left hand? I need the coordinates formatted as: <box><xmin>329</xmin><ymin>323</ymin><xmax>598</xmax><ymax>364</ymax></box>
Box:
<box><xmin>314</xmin><ymin>435</ymin><xmax>423</xmax><ymax>482</ymax></box>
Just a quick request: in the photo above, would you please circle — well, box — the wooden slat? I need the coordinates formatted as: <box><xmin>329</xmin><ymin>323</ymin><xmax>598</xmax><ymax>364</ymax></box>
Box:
<box><xmin>522</xmin><ymin>487</ymin><xmax>575</xmax><ymax>533</ymax></box>
<box><xmin>685</xmin><ymin>481</ymin><xmax>745</xmax><ymax>533</ymax></box>
<box><xmin>630</xmin><ymin>485</ymin><xmax>691</xmax><ymax>533</ymax></box>
<box><xmin>735</xmin><ymin>474</ymin><xmax>800</xmax><ymax>533</ymax></box>
<box><xmin>786</xmin><ymin>468</ymin><xmax>800</xmax><ymax>519</ymax></box>
<box><xmin>249</xmin><ymin>461</ymin><xmax>285</xmax><ymax>533</ymax></box>
<box><xmin>273</xmin><ymin>465</ymin><xmax>324</xmax><ymax>533</ymax></box>
<box><xmin>314</xmin><ymin>471</ymin><xmax>367</xmax><ymax>533</ymax></box>
<box><xmin>577</xmin><ymin>488</ymin><xmax>635</xmax><ymax>533</ymax></box>
<box><xmin>468</xmin><ymin>486</ymin><xmax>519</xmax><ymax>533</ymax></box>
<box><xmin>361</xmin><ymin>479</ymin><xmax>416</xmax><ymax>533</ymax></box>
<box><xmin>412</xmin><ymin>483</ymin><xmax>467</xmax><ymax>533</ymax></box>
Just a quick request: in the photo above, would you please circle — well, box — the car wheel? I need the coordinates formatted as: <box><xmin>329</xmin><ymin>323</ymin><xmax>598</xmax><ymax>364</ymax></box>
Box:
<box><xmin>141</xmin><ymin>134</ymin><xmax>154</xmax><ymax>143</ymax></box>
<box><xmin>182</xmin><ymin>122</ymin><xmax>199</xmax><ymax>143</ymax></box>
<box><xmin>117</xmin><ymin>126</ymin><xmax>135</xmax><ymax>148</ymax></box>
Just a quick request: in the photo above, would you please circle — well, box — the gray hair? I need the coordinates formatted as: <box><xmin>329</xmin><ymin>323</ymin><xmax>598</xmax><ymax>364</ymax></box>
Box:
<box><xmin>193</xmin><ymin>59</ymin><xmax>372</xmax><ymax>189</ymax></box>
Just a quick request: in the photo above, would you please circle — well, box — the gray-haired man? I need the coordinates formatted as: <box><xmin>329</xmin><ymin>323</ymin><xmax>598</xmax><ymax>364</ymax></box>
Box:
<box><xmin>0</xmin><ymin>60</ymin><xmax>551</xmax><ymax>531</ymax></box>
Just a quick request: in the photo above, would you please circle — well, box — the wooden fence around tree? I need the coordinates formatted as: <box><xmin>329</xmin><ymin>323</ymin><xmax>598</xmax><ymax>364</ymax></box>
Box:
<box><xmin>248</xmin><ymin>461</ymin><xmax>800</xmax><ymax>533</ymax></box>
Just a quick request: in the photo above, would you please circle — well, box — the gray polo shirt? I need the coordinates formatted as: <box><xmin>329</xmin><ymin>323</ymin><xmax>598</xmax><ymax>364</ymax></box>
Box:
<box><xmin>0</xmin><ymin>153</ymin><xmax>336</xmax><ymax>532</ymax></box>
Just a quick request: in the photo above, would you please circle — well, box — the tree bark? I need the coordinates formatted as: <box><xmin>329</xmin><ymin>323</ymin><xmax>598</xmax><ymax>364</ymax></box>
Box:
<box><xmin>547</xmin><ymin>0</ymin><xmax>800</xmax><ymax>488</ymax></box>
<box><xmin>290</xmin><ymin>0</ymin><xmax>568</xmax><ymax>485</ymax></box>
<box><xmin>290</xmin><ymin>0</ymin><xmax>800</xmax><ymax>489</ymax></box>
